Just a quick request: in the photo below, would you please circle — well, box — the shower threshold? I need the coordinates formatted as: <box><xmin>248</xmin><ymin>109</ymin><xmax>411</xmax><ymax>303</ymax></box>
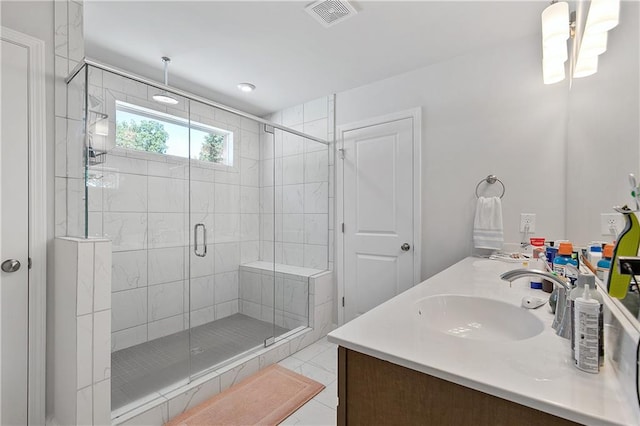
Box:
<box><xmin>111</xmin><ymin>313</ymin><xmax>290</xmax><ymax>414</ymax></box>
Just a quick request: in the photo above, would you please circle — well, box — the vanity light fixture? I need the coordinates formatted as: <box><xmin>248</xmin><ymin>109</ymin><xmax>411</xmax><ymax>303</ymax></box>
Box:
<box><xmin>574</xmin><ymin>0</ymin><xmax>620</xmax><ymax>79</ymax></box>
<box><xmin>541</xmin><ymin>1</ymin><xmax>570</xmax><ymax>84</ymax></box>
<box><xmin>584</xmin><ymin>0</ymin><xmax>620</xmax><ymax>33</ymax></box>
<box><xmin>152</xmin><ymin>57</ymin><xmax>180</xmax><ymax>105</ymax></box>
<box><xmin>237</xmin><ymin>82</ymin><xmax>256</xmax><ymax>93</ymax></box>
<box><xmin>541</xmin><ymin>0</ymin><xmax>620</xmax><ymax>84</ymax></box>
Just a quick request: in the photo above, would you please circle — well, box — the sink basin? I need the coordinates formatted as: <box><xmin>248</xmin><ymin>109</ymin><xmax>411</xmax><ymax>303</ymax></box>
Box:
<box><xmin>414</xmin><ymin>294</ymin><xmax>544</xmax><ymax>342</ymax></box>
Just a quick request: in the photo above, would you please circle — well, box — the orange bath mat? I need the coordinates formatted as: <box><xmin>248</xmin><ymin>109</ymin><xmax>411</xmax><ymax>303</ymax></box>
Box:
<box><xmin>165</xmin><ymin>364</ymin><xmax>325</xmax><ymax>426</ymax></box>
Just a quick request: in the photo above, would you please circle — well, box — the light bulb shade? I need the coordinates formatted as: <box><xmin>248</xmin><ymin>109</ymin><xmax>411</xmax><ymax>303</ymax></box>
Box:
<box><xmin>543</xmin><ymin>39</ymin><xmax>568</xmax><ymax>62</ymax></box>
<box><xmin>541</xmin><ymin>2</ymin><xmax>570</xmax><ymax>46</ymax></box>
<box><xmin>580</xmin><ymin>31</ymin><xmax>608</xmax><ymax>58</ymax></box>
<box><xmin>574</xmin><ymin>55</ymin><xmax>599</xmax><ymax>78</ymax></box>
<box><xmin>152</xmin><ymin>91</ymin><xmax>179</xmax><ymax>105</ymax></box>
<box><xmin>543</xmin><ymin>59</ymin><xmax>566</xmax><ymax>84</ymax></box>
<box><xmin>585</xmin><ymin>0</ymin><xmax>620</xmax><ymax>33</ymax></box>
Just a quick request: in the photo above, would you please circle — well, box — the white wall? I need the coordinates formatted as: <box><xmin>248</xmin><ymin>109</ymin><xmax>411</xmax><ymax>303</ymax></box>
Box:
<box><xmin>566</xmin><ymin>1</ymin><xmax>640</xmax><ymax>245</ymax></box>
<box><xmin>336</xmin><ymin>34</ymin><xmax>569</xmax><ymax>280</ymax></box>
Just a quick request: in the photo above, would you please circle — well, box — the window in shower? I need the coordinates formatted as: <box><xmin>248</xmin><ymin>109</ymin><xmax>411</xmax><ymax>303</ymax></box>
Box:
<box><xmin>115</xmin><ymin>100</ymin><xmax>234</xmax><ymax>166</ymax></box>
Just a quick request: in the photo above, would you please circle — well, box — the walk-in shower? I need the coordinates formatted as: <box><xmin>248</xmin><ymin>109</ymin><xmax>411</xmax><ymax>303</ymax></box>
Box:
<box><xmin>65</xmin><ymin>60</ymin><xmax>330</xmax><ymax>417</ymax></box>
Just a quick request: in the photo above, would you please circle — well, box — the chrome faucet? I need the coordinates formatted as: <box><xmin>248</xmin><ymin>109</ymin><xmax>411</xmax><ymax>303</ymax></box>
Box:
<box><xmin>500</xmin><ymin>269</ymin><xmax>572</xmax><ymax>339</ymax></box>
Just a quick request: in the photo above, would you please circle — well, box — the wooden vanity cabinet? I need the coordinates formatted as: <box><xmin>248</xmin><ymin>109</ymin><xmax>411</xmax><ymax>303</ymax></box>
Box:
<box><xmin>337</xmin><ymin>347</ymin><xmax>580</xmax><ymax>426</ymax></box>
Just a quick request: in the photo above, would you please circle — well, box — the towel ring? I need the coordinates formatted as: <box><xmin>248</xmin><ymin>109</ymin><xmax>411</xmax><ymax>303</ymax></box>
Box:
<box><xmin>475</xmin><ymin>174</ymin><xmax>505</xmax><ymax>199</ymax></box>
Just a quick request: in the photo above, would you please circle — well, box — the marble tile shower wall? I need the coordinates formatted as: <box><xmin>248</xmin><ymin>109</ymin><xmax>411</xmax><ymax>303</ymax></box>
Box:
<box><xmin>54</xmin><ymin>0</ymin><xmax>85</xmax><ymax>238</ymax></box>
<box><xmin>81</xmin><ymin>70</ymin><xmax>262</xmax><ymax>351</ymax></box>
<box><xmin>260</xmin><ymin>97</ymin><xmax>334</xmax><ymax>271</ymax></box>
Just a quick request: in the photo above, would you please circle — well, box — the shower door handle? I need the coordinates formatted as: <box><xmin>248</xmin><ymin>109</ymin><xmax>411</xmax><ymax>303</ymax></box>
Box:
<box><xmin>194</xmin><ymin>223</ymin><xmax>207</xmax><ymax>257</ymax></box>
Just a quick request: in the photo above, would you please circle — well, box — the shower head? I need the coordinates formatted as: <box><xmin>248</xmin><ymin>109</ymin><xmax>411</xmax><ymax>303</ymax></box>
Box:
<box><xmin>88</xmin><ymin>94</ymin><xmax>103</xmax><ymax>108</ymax></box>
<box><xmin>152</xmin><ymin>56</ymin><xmax>179</xmax><ymax>105</ymax></box>
<box><xmin>152</xmin><ymin>92</ymin><xmax>179</xmax><ymax>105</ymax></box>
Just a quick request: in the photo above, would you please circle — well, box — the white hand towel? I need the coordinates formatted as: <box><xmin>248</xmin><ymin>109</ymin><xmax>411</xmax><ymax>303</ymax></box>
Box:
<box><xmin>473</xmin><ymin>196</ymin><xmax>504</xmax><ymax>250</ymax></box>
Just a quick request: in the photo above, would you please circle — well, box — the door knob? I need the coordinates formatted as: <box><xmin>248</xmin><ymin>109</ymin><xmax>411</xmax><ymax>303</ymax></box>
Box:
<box><xmin>1</xmin><ymin>259</ymin><xmax>21</xmax><ymax>273</ymax></box>
<box><xmin>401</xmin><ymin>243</ymin><xmax>411</xmax><ymax>252</ymax></box>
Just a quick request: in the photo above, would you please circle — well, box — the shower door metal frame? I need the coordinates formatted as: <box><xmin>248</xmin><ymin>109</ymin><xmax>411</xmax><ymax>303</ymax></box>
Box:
<box><xmin>66</xmin><ymin>58</ymin><xmax>329</xmax><ymax>146</ymax></box>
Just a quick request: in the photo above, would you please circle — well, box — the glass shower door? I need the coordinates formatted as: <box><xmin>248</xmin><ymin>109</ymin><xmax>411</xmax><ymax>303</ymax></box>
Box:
<box><xmin>187</xmin><ymin>101</ymin><xmax>276</xmax><ymax>379</ymax></box>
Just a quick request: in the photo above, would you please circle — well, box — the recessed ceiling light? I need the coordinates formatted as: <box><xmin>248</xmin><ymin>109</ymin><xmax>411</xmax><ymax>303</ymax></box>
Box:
<box><xmin>237</xmin><ymin>82</ymin><xmax>256</xmax><ymax>93</ymax></box>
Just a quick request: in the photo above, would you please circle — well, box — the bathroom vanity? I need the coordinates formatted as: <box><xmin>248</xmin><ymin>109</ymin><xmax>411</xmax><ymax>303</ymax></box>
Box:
<box><xmin>328</xmin><ymin>257</ymin><xmax>640</xmax><ymax>425</ymax></box>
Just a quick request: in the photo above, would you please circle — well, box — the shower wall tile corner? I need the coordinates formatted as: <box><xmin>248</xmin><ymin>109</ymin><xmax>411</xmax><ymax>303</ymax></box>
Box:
<box><xmin>52</xmin><ymin>3</ymin><xmax>114</xmax><ymax>425</ymax></box>
<box><xmin>53</xmin><ymin>237</ymin><xmax>111</xmax><ymax>426</ymax></box>
<box><xmin>54</xmin><ymin>0</ymin><xmax>85</xmax><ymax>238</ymax></box>
<box><xmin>260</xmin><ymin>96</ymin><xmax>333</xmax><ymax>271</ymax></box>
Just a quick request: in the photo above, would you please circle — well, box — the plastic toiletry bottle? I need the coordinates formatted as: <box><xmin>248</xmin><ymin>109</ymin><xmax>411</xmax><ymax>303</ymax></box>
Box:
<box><xmin>528</xmin><ymin>260</ymin><xmax>543</xmax><ymax>289</ymax></box>
<box><xmin>569</xmin><ymin>274</ymin><xmax>588</xmax><ymax>360</ymax></box>
<box><xmin>588</xmin><ymin>244</ymin><xmax>603</xmax><ymax>266</ymax></box>
<box><xmin>553</xmin><ymin>242</ymin><xmax>578</xmax><ymax>284</ymax></box>
<box><xmin>542</xmin><ymin>241</ymin><xmax>559</xmax><ymax>293</ymax></box>
<box><xmin>588</xmin><ymin>280</ymin><xmax>605</xmax><ymax>367</ymax></box>
<box><xmin>528</xmin><ymin>238</ymin><xmax>546</xmax><ymax>289</ymax></box>
<box><xmin>574</xmin><ymin>284</ymin><xmax>601</xmax><ymax>373</ymax></box>
<box><xmin>546</xmin><ymin>241</ymin><xmax>558</xmax><ymax>269</ymax></box>
<box><xmin>608</xmin><ymin>207</ymin><xmax>640</xmax><ymax>299</ymax></box>
<box><xmin>596</xmin><ymin>244</ymin><xmax>614</xmax><ymax>283</ymax></box>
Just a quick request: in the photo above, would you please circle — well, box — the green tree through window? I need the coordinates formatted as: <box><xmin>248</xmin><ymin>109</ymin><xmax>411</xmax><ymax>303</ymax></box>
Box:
<box><xmin>199</xmin><ymin>133</ymin><xmax>225</xmax><ymax>163</ymax></box>
<box><xmin>116</xmin><ymin>119</ymin><xmax>169</xmax><ymax>154</ymax></box>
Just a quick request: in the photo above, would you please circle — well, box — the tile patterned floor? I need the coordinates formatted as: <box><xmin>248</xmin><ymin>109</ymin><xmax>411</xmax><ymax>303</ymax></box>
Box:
<box><xmin>278</xmin><ymin>337</ymin><xmax>338</xmax><ymax>425</ymax></box>
<box><xmin>112</xmin><ymin>314</ymin><xmax>290</xmax><ymax>411</ymax></box>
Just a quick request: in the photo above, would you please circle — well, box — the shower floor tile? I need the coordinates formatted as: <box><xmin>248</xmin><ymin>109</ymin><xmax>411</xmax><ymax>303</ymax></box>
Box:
<box><xmin>111</xmin><ymin>313</ymin><xmax>290</xmax><ymax>412</ymax></box>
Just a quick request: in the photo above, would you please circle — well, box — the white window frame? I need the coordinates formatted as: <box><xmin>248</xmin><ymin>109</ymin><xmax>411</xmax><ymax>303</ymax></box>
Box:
<box><xmin>114</xmin><ymin>100</ymin><xmax>235</xmax><ymax>167</ymax></box>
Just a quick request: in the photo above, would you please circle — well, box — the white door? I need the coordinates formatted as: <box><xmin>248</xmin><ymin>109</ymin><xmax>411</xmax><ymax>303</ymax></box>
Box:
<box><xmin>1</xmin><ymin>37</ymin><xmax>30</xmax><ymax>425</ymax></box>
<box><xmin>341</xmin><ymin>117</ymin><xmax>415</xmax><ymax>322</ymax></box>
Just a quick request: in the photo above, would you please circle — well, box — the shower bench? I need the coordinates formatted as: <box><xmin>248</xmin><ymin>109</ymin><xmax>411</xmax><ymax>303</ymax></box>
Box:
<box><xmin>239</xmin><ymin>261</ymin><xmax>332</xmax><ymax>333</ymax></box>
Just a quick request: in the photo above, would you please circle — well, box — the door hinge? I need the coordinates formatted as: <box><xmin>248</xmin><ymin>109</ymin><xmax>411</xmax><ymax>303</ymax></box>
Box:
<box><xmin>28</xmin><ymin>257</ymin><xmax>32</xmax><ymax>269</ymax></box>
<box><xmin>338</xmin><ymin>148</ymin><xmax>345</xmax><ymax>159</ymax></box>
<box><xmin>342</xmin><ymin>297</ymin><xmax>345</xmax><ymax>307</ymax></box>
<box><xmin>341</xmin><ymin>223</ymin><xmax>345</xmax><ymax>233</ymax></box>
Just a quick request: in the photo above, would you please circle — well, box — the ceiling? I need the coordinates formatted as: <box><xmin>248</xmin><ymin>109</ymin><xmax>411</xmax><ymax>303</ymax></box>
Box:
<box><xmin>84</xmin><ymin>1</ymin><xmax>545</xmax><ymax>116</ymax></box>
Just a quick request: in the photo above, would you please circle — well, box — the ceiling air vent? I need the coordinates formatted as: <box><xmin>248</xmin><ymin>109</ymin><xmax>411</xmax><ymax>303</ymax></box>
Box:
<box><xmin>305</xmin><ymin>0</ymin><xmax>358</xmax><ymax>28</ymax></box>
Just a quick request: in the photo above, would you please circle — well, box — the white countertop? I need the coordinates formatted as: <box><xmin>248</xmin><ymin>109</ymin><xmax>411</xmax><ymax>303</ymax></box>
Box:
<box><xmin>328</xmin><ymin>257</ymin><xmax>640</xmax><ymax>426</ymax></box>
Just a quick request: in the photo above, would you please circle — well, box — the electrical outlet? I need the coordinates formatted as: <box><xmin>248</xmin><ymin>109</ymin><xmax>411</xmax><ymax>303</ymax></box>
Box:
<box><xmin>519</xmin><ymin>213</ymin><xmax>536</xmax><ymax>233</ymax></box>
<box><xmin>601</xmin><ymin>213</ymin><xmax>625</xmax><ymax>236</ymax></box>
